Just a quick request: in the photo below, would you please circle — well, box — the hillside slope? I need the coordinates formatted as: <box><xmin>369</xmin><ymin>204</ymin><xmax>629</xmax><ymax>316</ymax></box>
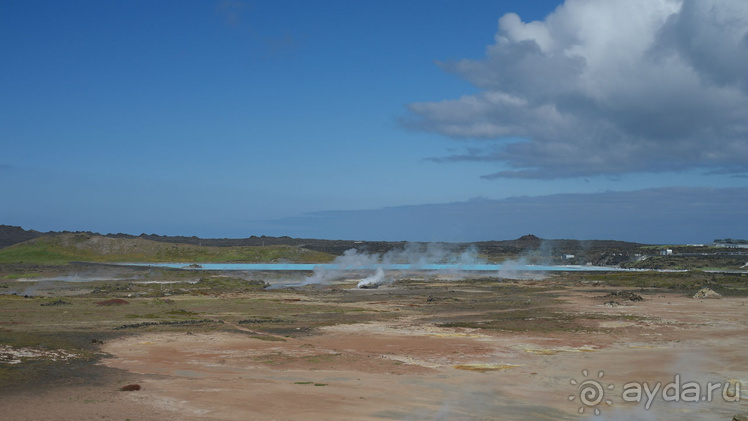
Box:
<box><xmin>1</xmin><ymin>225</ymin><xmax>653</xmax><ymax>266</ymax></box>
<box><xmin>0</xmin><ymin>233</ymin><xmax>336</xmax><ymax>264</ymax></box>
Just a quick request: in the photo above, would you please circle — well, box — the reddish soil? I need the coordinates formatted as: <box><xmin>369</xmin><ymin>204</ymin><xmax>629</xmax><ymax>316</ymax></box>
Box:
<box><xmin>2</xmin><ymin>287</ymin><xmax>748</xmax><ymax>420</ymax></box>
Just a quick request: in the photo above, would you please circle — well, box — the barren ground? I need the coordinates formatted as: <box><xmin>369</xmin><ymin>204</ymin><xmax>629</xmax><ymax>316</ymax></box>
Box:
<box><xmin>1</xmin><ymin>272</ymin><xmax>747</xmax><ymax>420</ymax></box>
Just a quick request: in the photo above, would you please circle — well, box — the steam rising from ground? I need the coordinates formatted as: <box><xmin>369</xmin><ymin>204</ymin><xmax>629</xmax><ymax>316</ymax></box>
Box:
<box><xmin>497</xmin><ymin>257</ymin><xmax>547</xmax><ymax>281</ymax></box>
<box><xmin>357</xmin><ymin>267</ymin><xmax>387</xmax><ymax>288</ymax></box>
<box><xmin>303</xmin><ymin>243</ymin><xmax>483</xmax><ymax>286</ymax></box>
<box><xmin>2</xmin><ymin>267</ymin><xmax>148</xmax><ymax>296</ymax></box>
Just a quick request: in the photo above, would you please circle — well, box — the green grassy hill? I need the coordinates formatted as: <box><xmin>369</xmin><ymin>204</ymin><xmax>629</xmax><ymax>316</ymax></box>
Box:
<box><xmin>0</xmin><ymin>233</ymin><xmax>336</xmax><ymax>264</ymax></box>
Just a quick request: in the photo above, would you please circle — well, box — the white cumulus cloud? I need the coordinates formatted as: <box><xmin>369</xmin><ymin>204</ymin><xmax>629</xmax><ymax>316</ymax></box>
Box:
<box><xmin>404</xmin><ymin>0</ymin><xmax>748</xmax><ymax>178</ymax></box>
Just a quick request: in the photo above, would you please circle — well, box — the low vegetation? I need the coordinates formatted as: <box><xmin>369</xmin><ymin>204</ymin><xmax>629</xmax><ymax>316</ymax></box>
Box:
<box><xmin>621</xmin><ymin>254</ymin><xmax>747</xmax><ymax>271</ymax></box>
<box><xmin>0</xmin><ymin>233</ymin><xmax>336</xmax><ymax>264</ymax></box>
<box><xmin>1</xmin><ymin>267</ymin><xmax>746</xmax><ymax>391</ymax></box>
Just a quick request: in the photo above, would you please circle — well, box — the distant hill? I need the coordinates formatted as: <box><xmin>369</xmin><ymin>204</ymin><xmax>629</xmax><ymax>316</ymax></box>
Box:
<box><xmin>0</xmin><ymin>232</ymin><xmax>336</xmax><ymax>264</ymax></box>
<box><xmin>0</xmin><ymin>225</ymin><xmax>650</xmax><ymax>264</ymax></box>
<box><xmin>0</xmin><ymin>225</ymin><xmax>402</xmax><ymax>256</ymax></box>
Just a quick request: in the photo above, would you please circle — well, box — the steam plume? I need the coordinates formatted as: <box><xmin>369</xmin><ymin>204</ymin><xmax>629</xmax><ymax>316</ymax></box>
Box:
<box><xmin>302</xmin><ymin>243</ymin><xmax>483</xmax><ymax>286</ymax></box>
<box><xmin>357</xmin><ymin>268</ymin><xmax>387</xmax><ymax>289</ymax></box>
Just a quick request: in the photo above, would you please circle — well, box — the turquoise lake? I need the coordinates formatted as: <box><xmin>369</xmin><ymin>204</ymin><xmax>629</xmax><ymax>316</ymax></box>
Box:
<box><xmin>121</xmin><ymin>263</ymin><xmax>626</xmax><ymax>272</ymax></box>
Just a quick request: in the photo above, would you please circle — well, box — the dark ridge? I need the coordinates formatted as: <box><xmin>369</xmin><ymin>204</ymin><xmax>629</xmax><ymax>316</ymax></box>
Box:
<box><xmin>0</xmin><ymin>225</ymin><xmax>46</xmax><ymax>249</ymax></box>
<box><xmin>1</xmin><ymin>225</ymin><xmax>649</xmax><ymax>259</ymax></box>
<box><xmin>126</xmin><ymin>233</ymin><xmax>406</xmax><ymax>256</ymax></box>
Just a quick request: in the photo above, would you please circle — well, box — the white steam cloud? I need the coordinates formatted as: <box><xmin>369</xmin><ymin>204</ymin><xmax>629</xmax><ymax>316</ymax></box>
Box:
<box><xmin>303</xmin><ymin>243</ymin><xmax>483</xmax><ymax>286</ymax></box>
<box><xmin>357</xmin><ymin>267</ymin><xmax>387</xmax><ymax>289</ymax></box>
<box><xmin>497</xmin><ymin>257</ymin><xmax>547</xmax><ymax>281</ymax></box>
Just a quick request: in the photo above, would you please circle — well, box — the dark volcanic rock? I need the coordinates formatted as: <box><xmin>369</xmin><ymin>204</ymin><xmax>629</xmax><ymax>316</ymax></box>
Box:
<box><xmin>603</xmin><ymin>291</ymin><xmax>643</xmax><ymax>302</ymax></box>
<box><xmin>40</xmin><ymin>299</ymin><xmax>72</xmax><ymax>306</ymax></box>
<box><xmin>0</xmin><ymin>225</ymin><xmax>45</xmax><ymax>249</ymax></box>
<box><xmin>184</xmin><ymin>264</ymin><xmax>203</xmax><ymax>269</ymax></box>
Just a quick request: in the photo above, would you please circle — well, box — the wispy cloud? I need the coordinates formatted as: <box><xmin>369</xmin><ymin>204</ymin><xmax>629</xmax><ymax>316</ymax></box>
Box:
<box><xmin>216</xmin><ymin>0</ymin><xmax>248</xmax><ymax>27</ymax></box>
<box><xmin>215</xmin><ymin>0</ymin><xmax>302</xmax><ymax>56</ymax></box>
<box><xmin>403</xmin><ymin>0</ymin><xmax>748</xmax><ymax>179</ymax></box>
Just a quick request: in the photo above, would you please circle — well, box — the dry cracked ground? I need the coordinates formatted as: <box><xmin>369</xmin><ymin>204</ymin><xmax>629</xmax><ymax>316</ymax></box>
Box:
<box><xmin>1</xmin><ymin>271</ymin><xmax>748</xmax><ymax>420</ymax></box>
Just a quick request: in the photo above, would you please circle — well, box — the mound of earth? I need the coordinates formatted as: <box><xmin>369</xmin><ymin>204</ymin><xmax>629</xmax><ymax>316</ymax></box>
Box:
<box><xmin>693</xmin><ymin>287</ymin><xmax>721</xmax><ymax>299</ymax></box>
<box><xmin>96</xmin><ymin>299</ymin><xmax>129</xmax><ymax>306</ymax></box>
<box><xmin>40</xmin><ymin>299</ymin><xmax>72</xmax><ymax>306</ymax></box>
<box><xmin>603</xmin><ymin>290</ymin><xmax>643</xmax><ymax>302</ymax></box>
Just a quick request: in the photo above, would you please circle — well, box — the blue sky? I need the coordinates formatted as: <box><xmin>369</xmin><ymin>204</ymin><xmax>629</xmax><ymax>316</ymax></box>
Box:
<box><xmin>2</xmin><ymin>0</ymin><xmax>747</xmax><ymax>244</ymax></box>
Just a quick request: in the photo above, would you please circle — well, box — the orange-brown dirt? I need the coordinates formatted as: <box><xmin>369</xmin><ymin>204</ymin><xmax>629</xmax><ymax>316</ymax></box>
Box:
<box><xmin>2</xmin><ymin>283</ymin><xmax>748</xmax><ymax>420</ymax></box>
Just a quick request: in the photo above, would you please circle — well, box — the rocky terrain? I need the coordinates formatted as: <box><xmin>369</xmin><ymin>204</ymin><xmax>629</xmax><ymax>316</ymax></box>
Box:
<box><xmin>1</xmin><ymin>267</ymin><xmax>747</xmax><ymax>420</ymax></box>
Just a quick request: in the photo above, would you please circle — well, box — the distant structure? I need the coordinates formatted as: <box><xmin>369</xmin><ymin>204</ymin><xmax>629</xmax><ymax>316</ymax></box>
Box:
<box><xmin>713</xmin><ymin>239</ymin><xmax>748</xmax><ymax>249</ymax></box>
<box><xmin>562</xmin><ymin>254</ymin><xmax>575</xmax><ymax>260</ymax></box>
<box><xmin>660</xmin><ymin>249</ymin><xmax>673</xmax><ymax>256</ymax></box>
